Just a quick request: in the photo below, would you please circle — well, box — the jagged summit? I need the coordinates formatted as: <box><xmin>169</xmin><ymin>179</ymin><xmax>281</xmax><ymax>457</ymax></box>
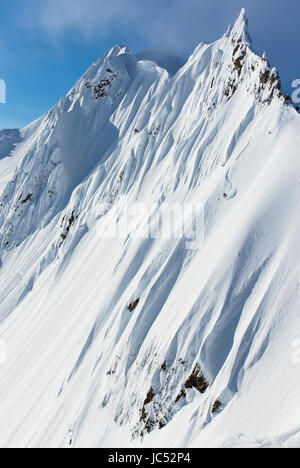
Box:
<box><xmin>107</xmin><ymin>45</ymin><xmax>131</xmax><ymax>57</ymax></box>
<box><xmin>224</xmin><ymin>8</ymin><xmax>251</xmax><ymax>44</ymax></box>
<box><xmin>230</xmin><ymin>8</ymin><xmax>252</xmax><ymax>44</ymax></box>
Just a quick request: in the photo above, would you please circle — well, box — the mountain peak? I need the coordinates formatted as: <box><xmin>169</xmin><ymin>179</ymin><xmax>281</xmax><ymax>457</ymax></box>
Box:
<box><xmin>239</xmin><ymin>7</ymin><xmax>247</xmax><ymax>18</ymax></box>
<box><xmin>230</xmin><ymin>8</ymin><xmax>251</xmax><ymax>44</ymax></box>
<box><xmin>106</xmin><ymin>45</ymin><xmax>131</xmax><ymax>58</ymax></box>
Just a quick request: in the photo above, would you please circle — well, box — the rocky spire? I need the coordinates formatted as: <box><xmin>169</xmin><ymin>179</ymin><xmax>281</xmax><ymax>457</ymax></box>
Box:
<box><xmin>230</xmin><ymin>8</ymin><xmax>252</xmax><ymax>44</ymax></box>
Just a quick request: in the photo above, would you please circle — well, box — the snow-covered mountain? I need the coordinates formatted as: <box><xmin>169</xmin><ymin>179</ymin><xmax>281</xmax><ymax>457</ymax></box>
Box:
<box><xmin>0</xmin><ymin>9</ymin><xmax>300</xmax><ymax>448</ymax></box>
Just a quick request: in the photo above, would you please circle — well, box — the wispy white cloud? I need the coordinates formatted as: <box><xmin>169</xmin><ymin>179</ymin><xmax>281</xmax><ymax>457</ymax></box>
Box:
<box><xmin>16</xmin><ymin>0</ymin><xmax>293</xmax><ymax>58</ymax></box>
<box><xmin>17</xmin><ymin>0</ymin><xmax>238</xmax><ymax>52</ymax></box>
<box><xmin>19</xmin><ymin>0</ymin><xmax>146</xmax><ymax>38</ymax></box>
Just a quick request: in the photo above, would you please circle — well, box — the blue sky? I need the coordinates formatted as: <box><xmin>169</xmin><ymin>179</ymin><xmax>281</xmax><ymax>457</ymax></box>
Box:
<box><xmin>0</xmin><ymin>0</ymin><xmax>299</xmax><ymax>130</ymax></box>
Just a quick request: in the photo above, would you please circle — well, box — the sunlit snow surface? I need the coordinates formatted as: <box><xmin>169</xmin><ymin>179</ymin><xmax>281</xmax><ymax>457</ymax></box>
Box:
<box><xmin>0</xmin><ymin>10</ymin><xmax>300</xmax><ymax>448</ymax></box>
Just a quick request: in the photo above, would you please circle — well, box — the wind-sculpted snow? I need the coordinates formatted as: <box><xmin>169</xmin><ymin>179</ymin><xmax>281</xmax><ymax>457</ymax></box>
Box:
<box><xmin>0</xmin><ymin>10</ymin><xmax>300</xmax><ymax>448</ymax></box>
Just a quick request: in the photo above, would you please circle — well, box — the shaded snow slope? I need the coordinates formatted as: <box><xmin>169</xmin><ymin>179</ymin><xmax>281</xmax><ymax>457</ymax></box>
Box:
<box><xmin>0</xmin><ymin>10</ymin><xmax>299</xmax><ymax>448</ymax></box>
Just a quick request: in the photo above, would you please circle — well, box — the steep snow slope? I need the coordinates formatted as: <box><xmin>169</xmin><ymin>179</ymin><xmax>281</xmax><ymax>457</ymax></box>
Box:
<box><xmin>0</xmin><ymin>10</ymin><xmax>300</xmax><ymax>448</ymax></box>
